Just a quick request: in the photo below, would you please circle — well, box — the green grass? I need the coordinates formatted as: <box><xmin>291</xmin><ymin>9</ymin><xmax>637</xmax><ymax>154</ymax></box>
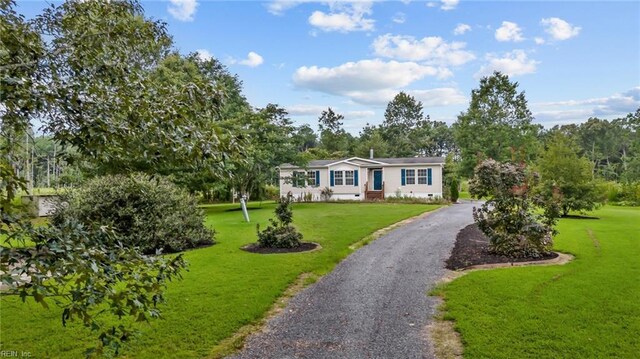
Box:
<box><xmin>434</xmin><ymin>206</ymin><xmax>640</xmax><ymax>358</ymax></box>
<box><xmin>0</xmin><ymin>202</ymin><xmax>439</xmax><ymax>358</ymax></box>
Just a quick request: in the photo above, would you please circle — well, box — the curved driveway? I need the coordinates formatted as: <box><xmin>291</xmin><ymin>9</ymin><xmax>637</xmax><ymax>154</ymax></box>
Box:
<box><xmin>231</xmin><ymin>202</ymin><xmax>475</xmax><ymax>359</ymax></box>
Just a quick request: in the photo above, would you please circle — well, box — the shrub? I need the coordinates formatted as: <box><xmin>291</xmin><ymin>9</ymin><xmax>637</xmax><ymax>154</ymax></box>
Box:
<box><xmin>449</xmin><ymin>177</ymin><xmax>460</xmax><ymax>203</ymax></box>
<box><xmin>263</xmin><ymin>184</ymin><xmax>280</xmax><ymax>201</ymax></box>
<box><xmin>51</xmin><ymin>174</ymin><xmax>214</xmax><ymax>254</ymax></box>
<box><xmin>256</xmin><ymin>195</ymin><xmax>303</xmax><ymax>248</ymax></box>
<box><xmin>470</xmin><ymin>159</ymin><xmax>559</xmax><ymax>258</ymax></box>
<box><xmin>320</xmin><ymin>186</ymin><xmax>333</xmax><ymax>201</ymax></box>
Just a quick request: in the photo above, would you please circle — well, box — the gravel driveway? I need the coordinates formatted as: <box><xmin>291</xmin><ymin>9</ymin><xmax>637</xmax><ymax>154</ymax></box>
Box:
<box><xmin>231</xmin><ymin>202</ymin><xmax>475</xmax><ymax>359</ymax></box>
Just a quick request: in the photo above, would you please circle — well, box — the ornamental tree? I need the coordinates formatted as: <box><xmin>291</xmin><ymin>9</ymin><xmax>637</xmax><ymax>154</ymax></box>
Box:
<box><xmin>469</xmin><ymin>159</ymin><xmax>560</xmax><ymax>258</ymax></box>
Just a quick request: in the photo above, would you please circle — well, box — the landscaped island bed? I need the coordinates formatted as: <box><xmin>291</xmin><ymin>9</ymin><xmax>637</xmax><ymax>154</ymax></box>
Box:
<box><xmin>0</xmin><ymin>202</ymin><xmax>438</xmax><ymax>358</ymax></box>
<box><xmin>446</xmin><ymin>223</ymin><xmax>558</xmax><ymax>270</ymax></box>
<box><xmin>435</xmin><ymin>206</ymin><xmax>640</xmax><ymax>358</ymax></box>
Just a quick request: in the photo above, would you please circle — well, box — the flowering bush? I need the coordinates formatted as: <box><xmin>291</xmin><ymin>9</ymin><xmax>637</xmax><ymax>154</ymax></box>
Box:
<box><xmin>470</xmin><ymin>159</ymin><xmax>560</xmax><ymax>258</ymax></box>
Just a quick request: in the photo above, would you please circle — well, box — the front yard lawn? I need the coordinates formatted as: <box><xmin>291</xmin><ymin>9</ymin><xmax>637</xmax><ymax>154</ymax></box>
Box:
<box><xmin>0</xmin><ymin>202</ymin><xmax>439</xmax><ymax>358</ymax></box>
<box><xmin>434</xmin><ymin>206</ymin><xmax>640</xmax><ymax>358</ymax></box>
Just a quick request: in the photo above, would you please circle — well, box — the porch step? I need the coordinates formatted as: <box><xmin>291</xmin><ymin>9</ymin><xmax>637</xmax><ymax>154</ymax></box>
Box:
<box><xmin>365</xmin><ymin>191</ymin><xmax>384</xmax><ymax>200</ymax></box>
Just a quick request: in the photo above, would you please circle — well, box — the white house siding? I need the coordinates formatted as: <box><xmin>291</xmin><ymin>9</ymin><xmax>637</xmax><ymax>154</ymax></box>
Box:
<box><xmin>279</xmin><ymin>168</ymin><xmax>328</xmax><ymax>201</ymax></box>
<box><xmin>326</xmin><ymin>163</ymin><xmax>364</xmax><ymax>201</ymax></box>
<box><xmin>279</xmin><ymin>158</ymin><xmax>444</xmax><ymax>201</ymax></box>
<box><xmin>383</xmin><ymin>165</ymin><xmax>443</xmax><ymax>198</ymax></box>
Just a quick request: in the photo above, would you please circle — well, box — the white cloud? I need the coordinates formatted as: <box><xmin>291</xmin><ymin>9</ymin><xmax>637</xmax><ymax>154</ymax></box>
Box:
<box><xmin>239</xmin><ymin>52</ymin><xmax>264</xmax><ymax>67</ymax></box>
<box><xmin>426</xmin><ymin>2</ymin><xmax>437</xmax><ymax>8</ymax></box>
<box><xmin>267</xmin><ymin>0</ymin><xmax>306</xmax><ymax>15</ymax></box>
<box><xmin>287</xmin><ymin>104</ymin><xmax>328</xmax><ymax>116</ymax></box>
<box><xmin>309</xmin><ymin>2</ymin><xmax>375</xmax><ymax>32</ymax></box>
<box><xmin>293</xmin><ymin>59</ymin><xmax>455</xmax><ymax>105</ymax></box>
<box><xmin>294</xmin><ymin>59</ymin><xmax>450</xmax><ymax>92</ymax></box>
<box><xmin>440</xmin><ymin>0</ymin><xmax>459</xmax><ymax>11</ymax></box>
<box><xmin>453</xmin><ymin>23</ymin><xmax>471</xmax><ymax>35</ymax></box>
<box><xmin>343</xmin><ymin>88</ymin><xmax>466</xmax><ymax>107</ymax></box>
<box><xmin>392</xmin><ymin>12</ymin><xmax>406</xmax><ymax>24</ymax></box>
<box><xmin>532</xmin><ymin>87</ymin><xmax>640</xmax><ymax>125</ymax></box>
<box><xmin>534</xmin><ymin>37</ymin><xmax>545</xmax><ymax>45</ymax></box>
<box><xmin>495</xmin><ymin>21</ymin><xmax>524</xmax><ymax>42</ymax></box>
<box><xmin>410</xmin><ymin>88</ymin><xmax>467</xmax><ymax>107</ymax></box>
<box><xmin>346</xmin><ymin>110</ymin><xmax>376</xmax><ymax>118</ymax></box>
<box><xmin>475</xmin><ymin>50</ymin><xmax>538</xmax><ymax>78</ymax></box>
<box><xmin>195</xmin><ymin>49</ymin><xmax>212</xmax><ymax>61</ymax></box>
<box><xmin>372</xmin><ymin>34</ymin><xmax>475</xmax><ymax>66</ymax></box>
<box><xmin>541</xmin><ymin>17</ymin><xmax>581</xmax><ymax>41</ymax></box>
<box><xmin>167</xmin><ymin>0</ymin><xmax>197</xmax><ymax>22</ymax></box>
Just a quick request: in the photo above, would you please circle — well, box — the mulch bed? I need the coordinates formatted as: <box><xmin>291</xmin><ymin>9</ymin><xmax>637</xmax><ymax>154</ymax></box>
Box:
<box><xmin>446</xmin><ymin>224</ymin><xmax>558</xmax><ymax>270</ymax></box>
<box><xmin>241</xmin><ymin>242</ymin><xmax>320</xmax><ymax>254</ymax></box>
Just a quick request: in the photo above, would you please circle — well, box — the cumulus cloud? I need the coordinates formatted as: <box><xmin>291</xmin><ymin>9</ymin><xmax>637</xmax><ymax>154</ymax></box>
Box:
<box><xmin>267</xmin><ymin>0</ymin><xmax>308</xmax><ymax>15</ymax></box>
<box><xmin>167</xmin><ymin>0</ymin><xmax>197</xmax><ymax>22</ymax></box>
<box><xmin>239</xmin><ymin>52</ymin><xmax>264</xmax><ymax>67</ymax></box>
<box><xmin>440</xmin><ymin>0</ymin><xmax>459</xmax><ymax>11</ymax></box>
<box><xmin>287</xmin><ymin>104</ymin><xmax>328</xmax><ymax>116</ymax></box>
<box><xmin>372</xmin><ymin>34</ymin><xmax>475</xmax><ymax>66</ymax></box>
<box><xmin>453</xmin><ymin>23</ymin><xmax>471</xmax><ymax>35</ymax></box>
<box><xmin>229</xmin><ymin>52</ymin><xmax>265</xmax><ymax>67</ymax></box>
<box><xmin>346</xmin><ymin>110</ymin><xmax>376</xmax><ymax>118</ymax></box>
<box><xmin>293</xmin><ymin>59</ymin><xmax>456</xmax><ymax>105</ymax></box>
<box><xmin>309</xmin><ymin>2</ymin><xmax>375</xmax><ymax>32</ymax></box>
<box><xmin>541</xmin><ymin>17</ymin><xmax>581</xmax><ymax>41</ymax></box>
<box><xmin>475</xmin><ymin>50</ymin><xmax>538</xmax><ymax>78</ymax></box>
<box><xmin>533</xmin><ymin>87</ymin><xmax>640</xmax><ymax>125</ymax></box>
<box><xmin>495</xmin><ymin>21</ymin><xmax>524</xmax><ymax>42</ymax></box>
<box><xmin>195</xmin><ymin>49</ymin><xmax>212</xmax><ymax>61</ymax></box>
<box><xmin>343</xmin><ymin>88</ymin><xmax>466</xmax><ymax>107</ymax></box>
<box><xmin>534</xmin><ymin>37</ymin><xmax>545</xmax><ymax>45</ymax></box>
<box><xmin>392</xmin><ymin>12</ymin><xmax>406</xmax><ymax>24</ymax></box>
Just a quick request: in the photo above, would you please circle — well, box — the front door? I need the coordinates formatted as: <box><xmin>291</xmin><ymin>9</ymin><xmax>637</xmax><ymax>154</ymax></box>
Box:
<box><xmin>373</xmin><ymin>170</ymin><xmax>383</xmax><ymax>190</ymax></box>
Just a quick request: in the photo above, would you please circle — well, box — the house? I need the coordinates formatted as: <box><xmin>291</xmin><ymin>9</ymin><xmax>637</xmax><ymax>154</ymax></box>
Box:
<box><xmin>279</xmin><ymin>155</ymin><xmax>445</xmax><ymax>201</ymax></box>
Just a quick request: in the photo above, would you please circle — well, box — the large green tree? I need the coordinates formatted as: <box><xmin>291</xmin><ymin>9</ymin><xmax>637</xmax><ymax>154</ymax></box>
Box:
<box><xmin>536</xmin><ymin>132</ymin><xmax>600</xmax><ymax>215</ymax></box>
<box><xmin>318</xmin><ymin>107</ymin><xmax>354</xmax><ymax>156</ymax></box>
<box><xmin>0</xmin><ymin>0</ymin><xmax>236</xmax><ymax>353</ymax></box>
<box><xmin>453</xmin><ymin>72</ymin><xmax>541</xmax><ymax>177</ymax></box>
<box><xmin>381</xmin><ymin>92</ymin><xmax>427</xmax><ymax>157</ymax></box>
<box><xmin>38</xmin><ymin>1</ymin><xmax>232</xmax><ymax>176</ymax></box>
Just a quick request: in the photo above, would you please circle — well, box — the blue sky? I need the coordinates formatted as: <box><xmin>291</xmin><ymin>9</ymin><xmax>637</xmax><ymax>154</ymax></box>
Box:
<box><xmin>18</xmin><ymin>0</ymin><xmax>640</xmax><ymax>133</ymax></box>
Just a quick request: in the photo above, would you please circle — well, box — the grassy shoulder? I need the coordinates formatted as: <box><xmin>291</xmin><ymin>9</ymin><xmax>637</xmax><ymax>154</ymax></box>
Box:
<box><xmin>433</xmin><ymin>206</ymin><xmax>640</xmax><ymax>358</ymax></box>
<box><xmin>0</xmin><ymin>202</ymin><xmax>440</xmax><ymax>358</ymax></box>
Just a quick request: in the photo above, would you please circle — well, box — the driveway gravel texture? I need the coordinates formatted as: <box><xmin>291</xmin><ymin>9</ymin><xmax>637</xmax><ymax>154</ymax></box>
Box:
<box><xmin>231</xmin><ymin>202</ymin><xmax>475</xmax><ymax>359</ymax></box>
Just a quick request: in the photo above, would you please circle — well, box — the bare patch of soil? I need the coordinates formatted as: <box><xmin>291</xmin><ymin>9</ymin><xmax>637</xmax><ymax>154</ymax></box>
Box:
<box><xmin>241</xmin><ymin>242</ymin><xmax>320</xmax><ymax>254</ymax></box>
<box><xmin>446</xmin><ymin>224</ymin><xmax>558</xmax><ymax>270</ymax></box>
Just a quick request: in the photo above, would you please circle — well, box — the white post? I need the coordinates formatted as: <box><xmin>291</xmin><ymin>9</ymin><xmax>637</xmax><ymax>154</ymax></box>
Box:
<box><xmin>240</xmin><ymin>195</ymin><xmax>250</xmax><ymax>222</ymax></box>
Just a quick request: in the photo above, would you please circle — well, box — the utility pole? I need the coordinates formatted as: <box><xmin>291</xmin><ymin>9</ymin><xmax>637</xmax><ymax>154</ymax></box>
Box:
<box><xmin>47</xmin><ymin>155</ymin><xmax>51</xmax><ymax>188</ymax></box>
<box><xmin>25</xmin><ymin>132</ymin><xmax>30</xmax><ymax>192</ymax></box>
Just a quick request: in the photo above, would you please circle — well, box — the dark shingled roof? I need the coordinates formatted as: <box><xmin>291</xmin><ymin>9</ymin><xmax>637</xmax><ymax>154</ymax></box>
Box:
<box><xmin>279</xmin><ymin>157</ymin><xmax>444</xmax><ymax>168</ymax></box>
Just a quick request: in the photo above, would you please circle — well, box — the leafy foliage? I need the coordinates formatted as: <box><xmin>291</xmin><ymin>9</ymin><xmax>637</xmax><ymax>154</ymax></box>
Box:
<box><xmin>536</xmin><ymin>132</ymin><xmax>601</xmax><ymax>215</ymax></box>
<box><xmin>51</xmin><ymin>174</ymin><xmax>214</xmax><ymax>254</ymax></box>
<box><xmin>0</xmin><ymin>218</ymin><xmax>186</xmax><ymax>356</ymax></box>
<box><xmin>449</xmin><ymin>177</ymin><xmax>460</xmax><ymax>203</ymax></box>
<box><xmin>470</xmin><ymin>159</ymin><xmax>559</xmax><ymax>258</ymax></box>
<box><xmin>256</xmin><ymin>196</ymin><xmax>303</xmax><ymax>248</ymax></box>
<box><xmin>318</xmin><ymin>107</ymin><xmax>355</xmax><ymax>155</ymax></box>
<box><xmin>454</xmin><ymin>72</ymin><xmax>541</xmax><ymax>177</ymax></box>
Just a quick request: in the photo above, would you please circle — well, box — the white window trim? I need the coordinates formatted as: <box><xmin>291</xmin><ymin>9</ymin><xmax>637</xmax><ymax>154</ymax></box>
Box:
<box><xmin>334</xmin><ymin>170</ymin><xmax>344</xmax><ymax>186</ymax></box>
<box><xmin>406</xmin><ymin>169</ymin><xmax>416</xmax><ymax>185</ymax></box>
<box><xmin>345</xmin><ymin>170</ymin><xmax>354</xmax><ymax>186</ymax></box>
<box><xmin>307</xmin><ymin>171</ymin><xmax>316</xmax><ymax>187</ymax></box>
<box><xmin>417</xmin><ymin>169</ymin><xmax>427</xmax><ymax>185</ymax></box>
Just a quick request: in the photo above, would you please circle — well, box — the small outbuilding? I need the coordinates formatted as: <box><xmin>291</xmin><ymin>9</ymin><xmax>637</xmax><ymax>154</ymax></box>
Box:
<box><xmin>279</xmin><ymin>156</ymin><xmax>445</xmax><ymax>201</ymax></box>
